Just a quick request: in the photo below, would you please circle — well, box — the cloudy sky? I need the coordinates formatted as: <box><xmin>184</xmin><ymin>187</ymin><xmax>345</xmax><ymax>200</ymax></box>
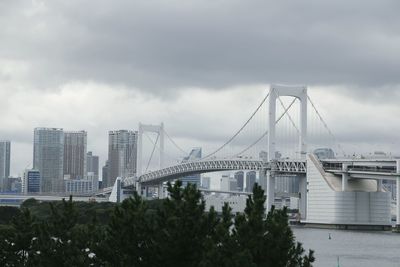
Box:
<box><xmin>1</xmin><ymin>0</ymin><xmax>400</xmax><ymax>177</ymax></box>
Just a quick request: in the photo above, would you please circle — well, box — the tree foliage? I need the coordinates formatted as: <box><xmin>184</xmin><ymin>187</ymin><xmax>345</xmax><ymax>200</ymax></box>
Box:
<box><xmin>0</xmin><ymin>183</ymin><xmax>314</xmax><ymax>266</ymax></box>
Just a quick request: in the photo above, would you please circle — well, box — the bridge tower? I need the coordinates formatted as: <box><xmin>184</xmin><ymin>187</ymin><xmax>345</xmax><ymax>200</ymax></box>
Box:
<box><xmin>265</xmin><ymin>84</ymin><xmax>308</xmax><ymax>212</ymax></box>
<box><xmin>137</xmin><ymin>123</ymin><xmax>165</xmax><ymax>177</ymax></box>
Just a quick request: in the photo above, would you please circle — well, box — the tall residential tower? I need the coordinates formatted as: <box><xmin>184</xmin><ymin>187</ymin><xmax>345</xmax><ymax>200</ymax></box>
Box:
<box><xmin>33</xmin><ymin>128</ymin><xmax>64</xmax><ymax>193</ymax></box>
<box><xmin>107</xmin><ymin>130</ymin><xmax>138</xmax><ymax>187</ymax></box>
<box><xmin>63</xmin><ymin>131</ymin><xmax>87</xmax><ymax>180</ymax></box>
<box><xmin>0</xmin><ymin>141</ymin><xmax>11</xmax><ymax>191</ymax></box>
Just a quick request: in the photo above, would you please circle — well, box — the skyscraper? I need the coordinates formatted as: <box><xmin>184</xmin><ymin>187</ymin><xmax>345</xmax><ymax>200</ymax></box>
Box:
<box><xmin>33</xmin><ymin>128</ymin><xmax>64</xmax><ymax>193</ymax></box>
<box><xmin>63</xmin><ymin>131</ymin><xmax>87</xmax><ymax>180</ymax></box>
<box><xmin>0</xmin><ymin>140</ymin><xmax>10</xmax><ymax>192</ymax></box>
<box><xmin>87</xmin><ymin>151</ymin><xmax>99</xmax><ymax>177</ymax></box>
<box><xmin>234</xmin><ymin>171</ymin><xmax>244</xmax><ymax>191</ymax></box>
<box><xmin>101</xmin><ymin>160</ymin><xmax>109</xmax><ymax>189</ymax></box>
<box><xmin>246</xmin><ymin>171</ymin><xmax>256</xmax><ymax>192</ymax></box>
<box><xmin>87</xmin><ymin>151</ymin><xmax>99</xmax><ymax>190</ymax></box>
<box><xmin>275</xmin><ymin>176</ymin><xmax>300</xmax><ymax>194</ymax></box>
<box><xmin>107</xmin><ymin>130</ymin><xmax>138</xmax><ymax>187</ymax></box>
<box><xmin>181</xmin><ymin>147</ymin><xmax>202</xmax><ymax>187</ymax></box>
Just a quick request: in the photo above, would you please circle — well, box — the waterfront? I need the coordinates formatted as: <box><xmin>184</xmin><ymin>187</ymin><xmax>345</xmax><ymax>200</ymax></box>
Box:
<box><xmin>293</xmin><ymin>227</ymin><xmax>400</xmax><ymax>267</ymax></box>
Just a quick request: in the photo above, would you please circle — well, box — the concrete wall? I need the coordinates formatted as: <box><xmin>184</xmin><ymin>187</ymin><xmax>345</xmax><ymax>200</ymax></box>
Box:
<box><xmin>306</xmin><ymin>154</ymin><xmax>391</xmax><ymax>226</ymax></box>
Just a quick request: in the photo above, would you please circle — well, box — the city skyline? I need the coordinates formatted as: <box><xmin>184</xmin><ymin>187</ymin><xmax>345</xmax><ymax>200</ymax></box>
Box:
<box><xmin>1</xmin><ymin>1</ymin><xmax>400</xmax><ymax>178</ymax></box>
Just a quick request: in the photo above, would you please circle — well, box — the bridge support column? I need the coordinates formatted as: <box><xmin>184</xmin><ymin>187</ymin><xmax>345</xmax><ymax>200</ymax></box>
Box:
<box><xmin>243</xmin><ymin>171</ymin><xmax>247</xmax><ymax>192</ymax></box>
<box><xmin>266</xmin><ymin>170</ymin><xmax>275</xmax><ymax>212</ymax></box>
<box><xmin>158</xmin><ymin>183</ymin><xmax>164</xmax><ymax>199</ymax></box>
<box><xmin>299</xmin><ymin>176</ymin><xmax>307</xmax><ymax>220</ymax></box>
<box><xmin>377</xmin><ymin>179</ymin><xmax>383</xmax><ymax>192</ymax></box>
<box><xmin>396</xmin><ymin>160</ymin><xmax>400</xmax><ymax>226</ymax></box>
<box><xmin>342</xmin><ymin>163</ymin><xmax>349</xmax><ymax>191</ymax></box>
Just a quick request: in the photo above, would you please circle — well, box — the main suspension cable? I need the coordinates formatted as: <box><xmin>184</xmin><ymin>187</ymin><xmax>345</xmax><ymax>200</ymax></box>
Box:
<box><xmin>234</xmin><ymin>97</ymin><xmax>297</xmax><ymax>157</ymax></box>
<box><xmin>162</xmin><ymin>128</ymin><xmax>188</xmax><ymax>156</ymax></box>
<box><xmin>202</xmin><ymin>92</ymin><xmax>270</xmax><ymax>159</ymax></box>
<box><xmin>307</xmin><ymin>95</ymin><xmax>346</xmax><ymax>155</ymax></box>
<box><xmin>145</xmin><ymin>133</ymin><xmax>160</xmax><ymax>173</ymax></box>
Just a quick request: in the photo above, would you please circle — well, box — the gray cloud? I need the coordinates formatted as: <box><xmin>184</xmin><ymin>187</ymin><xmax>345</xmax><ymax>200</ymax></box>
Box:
<box><xmin>1</xmin><ymin>0</ymin><xmax>400</xmax><ymax>92</ymax></box>
<box><xmin>0</xmin><ymin>0</ymin><xmax>400</xmax><ymax>176</ymax></box>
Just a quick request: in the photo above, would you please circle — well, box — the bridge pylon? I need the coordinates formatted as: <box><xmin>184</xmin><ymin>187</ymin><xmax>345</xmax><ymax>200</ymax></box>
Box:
<box><xmin>265</xmin><ymin>84</ymin><xmax>308</xmax><ymax>212</ymax></box>
<box><xmin>137</xmin><ymin>122</ymin><xmax>165</xmax><ymax>177</ymax></box>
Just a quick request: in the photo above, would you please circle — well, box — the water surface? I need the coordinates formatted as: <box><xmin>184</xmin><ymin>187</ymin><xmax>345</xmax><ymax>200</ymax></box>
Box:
<box><xmin>293</xmin><ymin>227</ymin><xmax>400</xmax><ymax>267</ymax></box>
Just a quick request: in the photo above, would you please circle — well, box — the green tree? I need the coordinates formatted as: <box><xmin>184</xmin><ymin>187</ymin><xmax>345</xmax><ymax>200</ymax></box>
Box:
<box><xmin>154</xmin><ymin>181</ymin><xmax>212</xmax><ymax>267</ymax></box>
<box><xmin>235</xmin><ymin>184</ymin><xmax>314</xmax><ymax>267</ymax></box>
<box><xmin>28</xmin><ymin>196</ymin><xmax>95</xmax><ymax>266</ymax></box>
<box><xmin>98</xmin><ymin>193</ymin><xmax>156</xmax><ymax>267</ymax></box>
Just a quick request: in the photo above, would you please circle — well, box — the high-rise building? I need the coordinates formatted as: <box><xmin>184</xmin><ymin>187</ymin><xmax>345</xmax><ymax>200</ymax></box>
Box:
<box><xmin>63</xmin><ymin>131</ymin><xmax>87</xmax><ymax>180</ymax></box>
<box><xmin>5</xmin><ymin>177</ymin><xmax>21</xmax><ymax>193</ymax></box>
<box><xmin>107</xmin><ymin>130</ymin><xmax>138</xmax><ymax>187</ymax></box>
<box><xmin>181</xmin><ymin>147</ymin><xmax>202</xmax><ymax>187</ymax></box>
<box><xmin>22</xmin><ymin>169</ymin><xmax>41</xmax><ymax>194</ymax></box>
<box><xmin>245</xmin><ymin>171</ymin><xmax>256</xmax><ymax>193</ymax></box>
<box><xmin>0</xmin><ymin>140</ymin><xmax>11</xmax><ymax>192</ymax></box>
<box><xmin>101</xmin><ymin>160</ymin><xmax>109</xmax><ymax>189</ymax></box>
<box><xmin>87</xmin><ymin>151</ymin><xmax>99</xmax><ymax>190</ymax></box>
<box><xmin>275</xmin><ymin>175</ymin><xmax>299</xmax><ymax>194</ymax></box>
<box><xmin>33</xmin><ymin>128</ymin><xmax>64</xmax><ymax>193</ymax></box>
<box><xmin>87</xmin><ymin>151</ymin><xmax>99</xmax><ymax>177</ymax></box>
<box><xmin>234</xmin><ymin>171</ymin><xmax>244</xmax><ymax>191</ymax></box>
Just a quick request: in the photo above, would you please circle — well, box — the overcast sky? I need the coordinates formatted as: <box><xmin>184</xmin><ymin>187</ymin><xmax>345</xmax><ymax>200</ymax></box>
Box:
<box><xmin>1</xmin><ymin>0</ymin><xmax>400</xmax><ymax>177</ymax></box>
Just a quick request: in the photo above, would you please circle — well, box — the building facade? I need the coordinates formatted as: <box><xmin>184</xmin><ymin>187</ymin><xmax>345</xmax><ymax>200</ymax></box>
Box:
<box><xmin>107</xmin><ymin>130</ymin><xmax>138</xmax><ymax>187</ymax></box>
<box><xmin>220</xmin><ymin>174</ymin><xmax>237</xmax><ymax>191</ymax></box>
<box><xmin>201</xmin><ymin>176</ymin><xmax>211</xmax><ymax>189</ymax></box>
<box><xmin>101</xmin><ymin>160</ymin><xmax>109</xmax><ymax>189</ymax></box>
<box><xmin>275</xmin><ymin>175</ymin><xmax>300</xmax><ymax>194</ymax></box>
<box><xmin>63</xmin><ymin>131</ymin><xmax>87</xmax><ymax>180</ymax></box>
<box><xmin>87</xmin><ymin>151</ymin><xmax>99</xmax><ymax>177</ymax></box>
<box><xmin>65</xmin><ymin>178</ymin><xmax>94</xmax><ymax>195</ymax></box>
<box><xmin>87</xmin><ymin>151</ymin><xmax>99</xmax><ymax>190</ymax></box>
<box><xmin>22</xmin><ymin>169</ymin><xmax>41</xmax><ymax>194</ymax></box>
<box><xmin>4</xmin><ymin>177</ymin><xmax>22</xmax><ymax>193</ymax></box>
<box><xmin>0</xmin><ymin>141</ymin><xmax>11</xmax><ymax>192</ymax></box>
<box><xmin>33</xmin><ymin>128</ymin><xmax>64</xmax><ymax>193</ymax></box>
<box><xmin>234</xmin><ymin>171</ymin><xmax>244</xmax><ymax>191</ymax></box>
<box><xmin>245</xmin><ymin>171</ymin><xmax>256</xmax><ymax>193</ymax></box>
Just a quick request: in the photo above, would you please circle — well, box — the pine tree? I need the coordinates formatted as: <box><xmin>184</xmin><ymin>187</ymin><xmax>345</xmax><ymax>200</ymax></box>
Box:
<box><xmin>98</xmin><ymin>192</ymin><xmax>156</xmax><ymax>267</ymax></box>
<box><xmin>154</xmin><ymin>181</ymin><xmax>210</xmax><ymax>267</ymax></box>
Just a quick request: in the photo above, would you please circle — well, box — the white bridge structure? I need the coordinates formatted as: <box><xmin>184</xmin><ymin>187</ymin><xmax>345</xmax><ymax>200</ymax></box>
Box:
<box><xmin>124</xmin><ymin>159</ymin><xmax>306</xmax><ymax>186</ymax></box>
<box><xmin>108</xmin><ymin>84</ymin><xmax>400</xmax><ymax>229</ymax></box>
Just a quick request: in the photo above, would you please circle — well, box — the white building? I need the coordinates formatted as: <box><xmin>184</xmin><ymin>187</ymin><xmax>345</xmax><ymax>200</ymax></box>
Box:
<box><xmin>220</xmin><ymin>174</ymin><xmax>237</xmax><ymax>191</ymax></box>
<box><xmin>65</xmin><ymin>178</ymin><xmax>94</xmax><ymax>195</ymax></box>
<box><xmin>204</xmin><ymin>194</ymin><xmax>247</xmax><ymax>213</ymax></box>
<box><xmin>201</xmin><ymin>176</ymin><xmax>211</xmax><ymax>189</ymax></box>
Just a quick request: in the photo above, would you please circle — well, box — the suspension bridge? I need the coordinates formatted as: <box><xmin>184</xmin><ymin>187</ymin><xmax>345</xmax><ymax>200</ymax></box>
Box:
<box><xmin>107</xmin><ymin>84</ymin><xmax>400</xmax><ymax>229</ymax></box>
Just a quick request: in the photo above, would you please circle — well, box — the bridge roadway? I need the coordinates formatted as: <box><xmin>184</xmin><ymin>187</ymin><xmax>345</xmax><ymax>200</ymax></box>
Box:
<box><xmin>123</xmin><ymin>158</ymin><xmax>307</xmax><ymax>187</ymax></box>
<box><xmin>321</xmin><ymin>158</ymin><xmax>400</xmax><ymax>180</ymax></box>
<box><xmin>123</xmin><ymin>157</ymin><xmax>400</xmax><ymax>188</ymax></box>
